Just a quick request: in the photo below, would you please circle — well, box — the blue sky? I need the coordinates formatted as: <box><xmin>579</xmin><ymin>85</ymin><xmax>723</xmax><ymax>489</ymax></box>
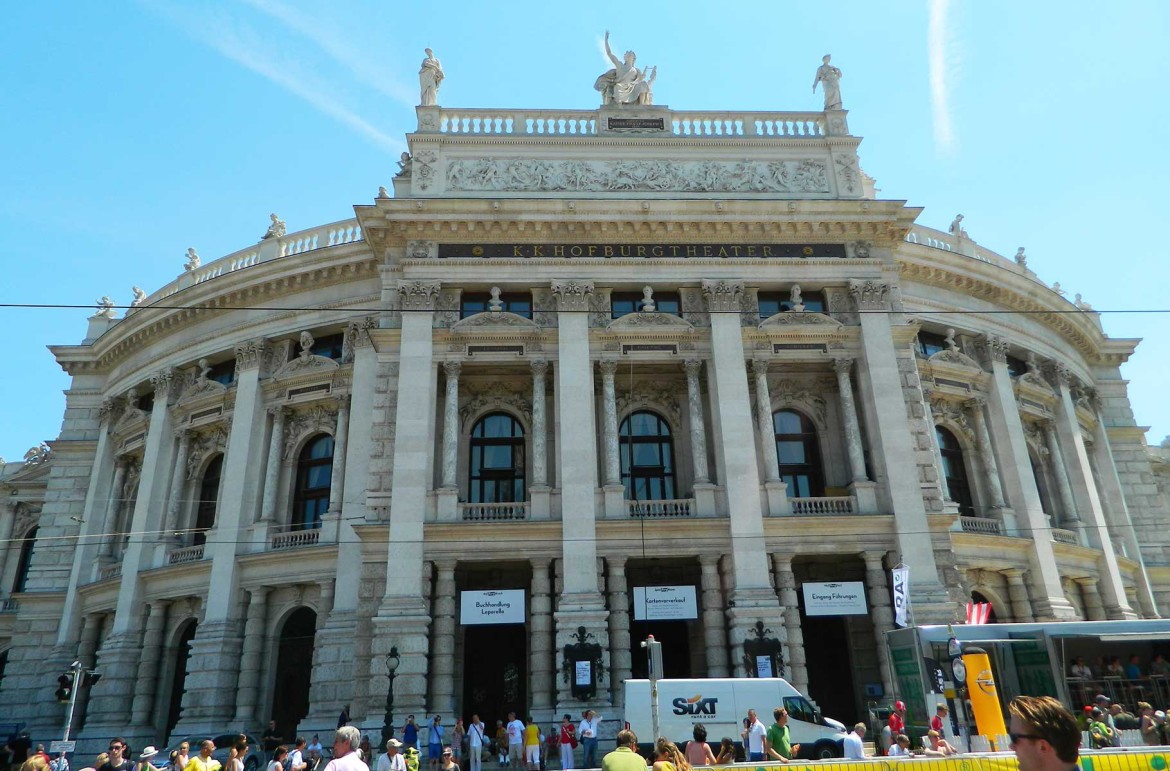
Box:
<box><xmin>2</xmin><ymin>1</ymin><xmax>1168</xmax><ymax>462</ymax></box>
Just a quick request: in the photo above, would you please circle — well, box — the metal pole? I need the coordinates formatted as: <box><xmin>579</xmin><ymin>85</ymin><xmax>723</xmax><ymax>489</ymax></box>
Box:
<box><xmin>63</xmin><ymin>661</ymin><xmax>82</xmax><ymax>741</ymax></box>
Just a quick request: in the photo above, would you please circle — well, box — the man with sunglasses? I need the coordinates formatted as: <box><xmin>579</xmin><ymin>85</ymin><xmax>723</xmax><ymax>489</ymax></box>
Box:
<box><xmin>1008</xmin><ymin>696</ymin><xmax>1081</xmax><ymax>771</ymax></box>
<box><xmin>98</xmin><ymin>740</ymin><xmax>134</xmax><ymax>771</ymax></box>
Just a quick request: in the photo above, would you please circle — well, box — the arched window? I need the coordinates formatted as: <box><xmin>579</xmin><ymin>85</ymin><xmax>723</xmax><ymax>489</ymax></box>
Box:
<box><xmin>619</xmin><ymin>411</ymin><xmax>675</xmax><ymax>501</ymax></box>
<box><xmin>193</xmin><ymin>454</ymin><xmax>222</xmax><ymax>546</ymax></box>
<box><xmin>937</xmin><ymin>426</ymin><xmax>975</xmax><ymax>516</ymax></box>
<box><xmin>469</xmin><ymin>413</ymin><xmax>525</xmax><ymax>503</ymax></box>
<box><xmin>12</xmin><ymin>526</ymin><xmax>37</xmax><ymax>594</ymax></box>
<box><xmin>773</xmin><ymin>409</ymin><xmax>824</xmax><ymax>498</ymax></box>
<box><xmin>293</xmin><ymin>434</ymin><xmax>333</xmax><ymax>530</ymax></box>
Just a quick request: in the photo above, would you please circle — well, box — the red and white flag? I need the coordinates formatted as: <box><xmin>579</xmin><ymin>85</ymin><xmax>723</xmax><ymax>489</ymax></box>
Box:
<box><xmin>965</xmin><ymin>602</ymin><xmax>992</xmax><ymax>624</ymax></box>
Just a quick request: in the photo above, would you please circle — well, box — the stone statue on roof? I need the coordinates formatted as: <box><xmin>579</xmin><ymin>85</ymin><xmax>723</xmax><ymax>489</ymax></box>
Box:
<box><xmin>595</xmin><ymin>31</ymin><xmax>657</xmax><ymax>106</ymax></box>
<box><xmin>261</xmin><ymin>213</ymin><xmax>286</xmax><ymax>240</ymax></box>
<box><xmin>130</xmin><ymin>286</ymin><xmax>146</xmax><ymax>308</ymax></box>
<box><xmin>812</xmin><ymin>54</ymin><xmax>843</xmax><ymax>110</ymax></box>
<box><xmin>184</xmin><ymin>247</ymin><xmax>201</xmax><ymax>271</ymax></box>
<box><xmin>95</xmin><ymin>296</ymin><xmax>116</xmax><ymax>318</ymax></box>
<box><xmin>419</xmin><ymin>48</ymin><xmax>444</xmax><ymax>106</ymax></box>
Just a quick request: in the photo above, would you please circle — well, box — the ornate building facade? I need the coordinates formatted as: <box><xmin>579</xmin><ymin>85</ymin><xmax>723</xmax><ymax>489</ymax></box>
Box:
<box><xmin>1</xmin><ymin>95</ymin><xmax>1168</xmax><ymax>747</ymax></box>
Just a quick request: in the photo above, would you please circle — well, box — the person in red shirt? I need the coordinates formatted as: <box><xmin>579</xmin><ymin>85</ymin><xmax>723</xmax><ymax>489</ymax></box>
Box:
<box><xmin>930</xmin><ymin>704</ymin><xmax>950</xmax><ymax>737</ymax></box>
<box><xmin>888</xmin><ymin>701</ymin><xmax>907</xmax><ymax>750</ymax></box>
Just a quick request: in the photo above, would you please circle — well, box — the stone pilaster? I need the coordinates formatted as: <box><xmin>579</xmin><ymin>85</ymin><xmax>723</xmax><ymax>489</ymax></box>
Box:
<box><xmin>599</xmin><ymin>360</ymin><xmax>621</xmax><ymax>487</ymax></box>
<box><xmin>430</xmin><ymin>564</ymin><xmax>456</xmax><ymax>715</ymax></box>
<box><xmin>531</xmin><ymin>360</ymin><xmax>549</xmax><ymax>487</ymax></box>
<box><xmin>700</xmin><ymin>555</ymin><xmax>730</xmax><ymax>679</ymax></box>
<box><xmin>862</xmin><ymin>552</ymin><xmax>895</xmax><ymax>699</ymax></box>
<box><xmin>1002</xmin><ymin>569</ymin><xmax>1035</xmax><ymax>622</ymax></box>
<box><xmin>165</xmin><ymin>430</ymin><xmax>191</xmax><ymax>545</ymax></box>
<box><xmin>98</xmin><ymin>459</ymin><xmax>128</xmax><ymax>560</ymax></box>
<box><xmin>965</xmin><ymin>397</ymin><xmax>1007</xmax><ymax>511</ymax></box>
<box><xmin>327</xmin><ymin>395</ymin><xmax>351</xmax><ymax>515</ymax></box>
<box><xmin>606</xmin><ymin>556</ymin><xmax>632</xmax><ymax>706</ymax></box>
<box><xmin>683</xmin><ymin>360</ymin><xmax>710</xmax><ymax>484</ymax></box>
<box><xmin>233</xmin><ymin>586</ymin><xmax>269</xmax><ymax>725</ymax></box>
<box><xmin>923</xmin><ymin>392</ymin><xmax>953</xmax><ymax>504</ymax></box>
<box><xmin>171</xmin><ymin>618</ymin><xmax>244</xmax><ymax>735</ymax></box>
<box><xmin>1042</xmin><ymin>421</ymin><xmax>1080</xmax><ymax>527</ymax></box>
<box><xmin>530</xmin><ymin>559</ymin><xmax>555</xmax><ymax>716</ymax></box>
<box><xmin>848</xmin><ymin>280</ymin><xmax>950</xmax><ymax>618</ymax></box>
<box><xmin>752</xmin><ymin>359</ymin><xmax>781</xmax><ymax>484</ymax></box>
<box><xmin>129</xmin><ymin>599</ymin><xmax>169</xmax><ymax>727</ymax></box>
<box><xmin>259</xmin><ymin>407</ymin><xmax>287</xmax><ymax>523</ymax></box>
<box><xmin>72</xmin><ymin>612</ymin><xmax>105</xmax><ymax>736</ymax></box>
<box><xmin>441</xmin><ymin>361</ymin><xmax>461</xmax><ymax>488</ymax></box>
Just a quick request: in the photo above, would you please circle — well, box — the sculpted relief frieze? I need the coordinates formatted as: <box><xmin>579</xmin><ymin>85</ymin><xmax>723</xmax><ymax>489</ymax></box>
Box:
<box><xmin>445</xmin><ymin>158</ymin><xmax>830</xmax><ymax>194</ymax></box>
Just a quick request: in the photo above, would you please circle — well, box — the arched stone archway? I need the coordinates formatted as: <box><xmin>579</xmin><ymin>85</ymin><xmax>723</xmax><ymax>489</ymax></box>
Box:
<box><xmin>166</xmin><ymin>620</ymin><xmax>198</xmax><ymax>739</ymax></box>
<box><xmin>271</xmin><ymin>607</ymin><xmax>318</xmax><ymax>738</ymax></box>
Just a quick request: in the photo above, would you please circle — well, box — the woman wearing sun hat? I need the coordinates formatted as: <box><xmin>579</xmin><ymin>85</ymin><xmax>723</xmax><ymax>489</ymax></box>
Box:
<box><xmin>136</xmin><ymin>748</ymin><xmax>161</xmax><ymax>771</ymax></box>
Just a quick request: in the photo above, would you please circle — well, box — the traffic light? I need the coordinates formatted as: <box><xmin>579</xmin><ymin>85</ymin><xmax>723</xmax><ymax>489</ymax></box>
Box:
<box><xmin>83</xmin><ymin>671</ymin><xmax>101</xmax><ymax>688</ymax></box>
<box><xmin>55</xmin><ymin>672</ymin><xmax>73</xmax><ymax>703</ymax></box>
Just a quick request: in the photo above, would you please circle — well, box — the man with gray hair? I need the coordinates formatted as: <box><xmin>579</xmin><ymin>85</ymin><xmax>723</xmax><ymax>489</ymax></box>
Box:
<box><xmin>325</xmin><ymin>727</ymin><xmax>369</xmax><ymax>771</ymax></box>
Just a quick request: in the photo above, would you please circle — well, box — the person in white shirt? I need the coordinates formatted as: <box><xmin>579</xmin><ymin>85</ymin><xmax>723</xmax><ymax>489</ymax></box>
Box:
<box><xmin>506</xmin><ymin>713</ymin><xmax>526</xmax><ymax>768</ymax></box>
<box><xmin>377</xmin><ymin>740</ymin><xmax>407</xmax><ymax>771</ymax></box>
<box><xmin>266</xmin><ymin>747</ymin><xmax>288</xmax><ymax>771</ymax></box>
<box><xmin>465</xmin><ymin>716</ymin><xmax>486</xmax><ymax>771</ymax></box>
<box><xmin>742</xmin><ymin>710</ymin><xmax>767</xmax><ymax>762</ymax></box>
<box><xmin>289</xmin><ymin>739</ymin><xmax>308</xmax><ymax>771</ymax></box>
<box><xmin>325</xmin><ymin>727</ymin><xmax>370</xmax><ymax>771</ymax></box>
<box><xmin>843</xmin><ymin>724</ymin><xmax>867</xmax><ymax>760</ymax></box>
<box><xmin>577</xmin><ymin>710</ymin><xmax>601</xmax><ymax>769</ymax></box>
<box><xmin>887</xmin><ymin>735</ymin><xmax>911</xmax><ymax>757</ymax></box>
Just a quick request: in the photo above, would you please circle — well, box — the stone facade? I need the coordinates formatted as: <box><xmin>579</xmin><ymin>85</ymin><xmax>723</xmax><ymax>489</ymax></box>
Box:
<box><xmin>1</xmin><ymin>99</ymin><xmax>1167</xmax><ymax>751</ymax></box>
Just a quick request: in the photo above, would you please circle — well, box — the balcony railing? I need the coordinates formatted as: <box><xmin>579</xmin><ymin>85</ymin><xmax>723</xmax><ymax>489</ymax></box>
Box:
<box><xmin>959</xmin><ymin>516</ymin><xmax>1004</xmax><ymax>536</ymax></box>
<box><xmin>97</xmin><ymin>564</ymin><xmax>122</xmax><ymax>581</ymax></box>
<box><xmin>628</xmin><ymin>498</ymin><xmax>693</xmax><ymax>518</ymax></box>
<box><xmin>270</xmin><ymin>527</ymin><xmax>321</xmax><ymax>550</ymax></box>
<box><xmin>1052</xmin><ymin>528</ymin><xmax>1080</xmax><ymax>545</ymax></box>
<box><xmin>460</xmin><ymin>502</ymin><xmax>529</xmax><ymax>522</ymax></box>
<box><xmin>790</xmin><ymin>496</ymin><xmax>855</xmax><ymax>516</ymax></box>
<box><xmin>167</xmin><ymin>544</ymin><xmax>206</xmax><ymax>565</ymax></box>
<box><xmin>0</xmin><ymin>598</ymin><xmax>19</xmax><ymax>613</ymax></box>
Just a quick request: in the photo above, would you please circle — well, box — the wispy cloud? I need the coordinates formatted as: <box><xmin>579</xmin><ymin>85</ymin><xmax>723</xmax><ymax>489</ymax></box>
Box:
<box><xmin>144</xmin><ymin>1</ymin><xmax>405</xmax><ymax>153</ymax></box>
<box><xmin>240</xmin><ymin>0</ymin><xmax>418</xmax><ymax>110</ymax></box>
<box><xmin>927</xmin><ymin>0</ymin><xmax>961</xmax><ymax>156</ymax></box>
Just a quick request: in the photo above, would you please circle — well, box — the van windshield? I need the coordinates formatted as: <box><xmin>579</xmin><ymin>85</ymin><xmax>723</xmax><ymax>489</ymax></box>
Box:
<box><xmin>784</xmin><ymin>696</ymin><xmax>819</xmax><ymax>724</ymax></box>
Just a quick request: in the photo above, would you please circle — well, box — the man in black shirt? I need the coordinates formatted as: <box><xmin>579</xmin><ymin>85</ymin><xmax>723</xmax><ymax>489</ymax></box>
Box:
<box><xmin>263</xmin><ymin>723</ymin><xmax>285</xmax><ymax>761</ymax></box>
<box><xmin>98</xmin><ymin>739</ymin><xmax>134</xmax><ymax>771</ymax></box>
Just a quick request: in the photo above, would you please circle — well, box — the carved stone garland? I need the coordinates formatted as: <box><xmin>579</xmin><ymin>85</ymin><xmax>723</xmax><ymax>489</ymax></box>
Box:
<box><xmin>459</xmin><ymin>382</ymin><xmax>533</xmax><ymax>430</ymax></box>
<box><xmin>282</xmin><ymin>405</ymin><xmax>339</xmax><ymax>460</ymax></box>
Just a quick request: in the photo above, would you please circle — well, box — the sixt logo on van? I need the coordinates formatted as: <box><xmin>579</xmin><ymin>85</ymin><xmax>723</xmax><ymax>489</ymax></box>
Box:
<box><xmin>672</xmin><ymin>694</ymin><xmax>718</xmax><ymax>715</ymax></box>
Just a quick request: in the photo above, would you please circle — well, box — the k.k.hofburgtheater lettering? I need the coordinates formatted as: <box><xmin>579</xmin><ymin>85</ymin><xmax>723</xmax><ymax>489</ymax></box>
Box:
<box><xmin>437</xmin><ymin>243</ymin><xmax>850</xmax><ymax>259</ymax></box>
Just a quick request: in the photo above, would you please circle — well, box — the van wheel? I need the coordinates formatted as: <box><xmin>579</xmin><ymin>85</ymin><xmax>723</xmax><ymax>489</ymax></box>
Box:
<box><xmin>813</xmin><ymin>741</ymin><xmax>839</xmax><ymax>760</ymax></box>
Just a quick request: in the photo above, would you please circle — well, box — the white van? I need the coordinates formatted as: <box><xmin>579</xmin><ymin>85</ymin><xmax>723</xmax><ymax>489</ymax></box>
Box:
<box><xmin>624</xmin><ymin>678</ymin><xmax>849</xmax><ymax>760</ymax></box>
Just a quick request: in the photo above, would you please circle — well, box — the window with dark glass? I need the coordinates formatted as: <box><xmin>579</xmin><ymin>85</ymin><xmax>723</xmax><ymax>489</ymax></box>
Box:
<box><xmin>293</xmin><ymin>434</ymin><xmax>334</xmax><ymax>530</ymax></box>
<box><xmin>773</xmin><ymin>409</ymin><xmax>824</xmax><ymax>498</ymax></box>
<box><xmin>937</xmin><ymin>426</ymin><xmax>975</xmax><ymax>516</ymax></box>
<box><xmin>757</xmin><ymin>290</ymin><xmax>825</xmax><ymax>318</ymax></box>
<box><xmin>619</xmin><ymin>411</ymin><xmax>676</xmax><ymax>500</ymax></box>
<box><xmin>206</xmin><ymin>360</ymin><xmax>235</xmax><ymax>385</ymax></box>
<box><xmin>193</xmin><ymin>454</ymin><xmax>222</xmax><ymax>546</ymax></box>
<box><xmin>917</xmin><ymin>331</ymin><xmax>949</xmax><ymax>358</ymax></box>
<box><xmin>310</xmin><ymin>333</ymin><xmax>345</xmax><ymax>361</ymax></box>
<box><xmin>12</xmin><ymin>526</ymin><xmax>37</xmax><ymax>594</ymax></box>
<box><xmin>468</xmin><ymin>413</ymin><xmax>526</xmax><ymax>503</ymax></box>
<box><xmin>460</xmin><ymin>292</ymin><xmax>532</xmax><ymax>319</ymax></box>
<box><xmin>1030</xmin><ymin>454</ymin><xmax>1056</xmax><ymax>519</ymax></box>
<box><xmin>137</xmin><ymin>392</ymin><xmax>155</xmax><ymax>413</ymax></box>
<box><xmin>1006</xmin><ymin>355</ymin><xmax>1028</xmax><ymax>378</ymax></box>
<box><xmin>610</xmin><ymin>292</ymin><xmax>681</xmax><ymax>319</ymax></box>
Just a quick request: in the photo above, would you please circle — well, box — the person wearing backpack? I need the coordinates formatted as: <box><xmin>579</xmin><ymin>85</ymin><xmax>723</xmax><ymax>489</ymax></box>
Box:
<box><xmin>1088</xmin><ymin>708</ymin><xmax>1115</xmax><ymax>750</ymax></box>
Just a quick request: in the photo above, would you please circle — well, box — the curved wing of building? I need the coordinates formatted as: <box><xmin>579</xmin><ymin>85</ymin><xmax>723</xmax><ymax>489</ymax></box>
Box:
<box><xmin>1</xmin><ymin>95</ymin><xmax>1168</xmax><ymax>748</ymax></box>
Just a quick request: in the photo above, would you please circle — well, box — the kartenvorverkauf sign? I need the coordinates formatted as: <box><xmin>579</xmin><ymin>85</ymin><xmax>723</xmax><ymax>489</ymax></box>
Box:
<box><xmin>460</xmin><ymin>589</ymin><xmax>526</xmax><ymax>625</ymax></box>
<box><xmin>802</xmin><ymin>581</ymin><xmax>868</xmax><ymax>616</ymax></box>
<box><xmin>633</xmin><ymin>585</ymin><xmax>698</xmax><ymax>620</ymax></box>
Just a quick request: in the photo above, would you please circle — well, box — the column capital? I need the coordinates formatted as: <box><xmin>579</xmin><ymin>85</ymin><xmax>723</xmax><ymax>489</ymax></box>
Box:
<box><xmin>397</xmin><ymin>279</ymin><xmax>442</xmax><ymax>311</ymax></box>
<box><xmin>848</xmin><ymin>279</ymin><xmax>890</xmax><ymax>311</ymax></box>
<box><xmin>549</xmin><ymin>279</ymin><xmax>595</xmax><ymax>312</ymax></box>
<box><xmin>769</xmin><ymin>553</ymin><xmax>794</xmax><ymax>572</ymax></box>
<box><xmin>861</xmin><ymin>550</ymin><xmax>887</xmax><ymax>570</ymax></box>
<box><xmin>979</xmin><ymin>334</ymin><xmax>1010</xmax><ymax>364</ymax></box>
<box><xmin>750</xmin><ymin>358</ymin><xmax>771</xmax><ymax>377</ymax></box>
<box><xmin>235</xmin><ymin>337</ymin><xmax>271</xmax><ymax>372</ymax></box>
<box><xmin>530</xmin><ymin>358</ymin><xmax>549</xmax><ymax>377</ymax></box>
<box><xmin>700</xmin><ymin>279</ymin><xmax>744</xmax><ymax>313</ymax></box>
<box><xmin>150</xmin><ymin>367</ymin><xmax>183</xmax><ymax>403</ymax></box>
<box><xmin>267</xmin><ymin>405</ymin><xmax>289</xmax><ymax>421</ymax></box>
<box><xmin>964</xmin><ymin>395</ymin><xmax>988</xmax><ymax>412</ymax></box>
<box><xmin>683</xmin><ymin>359</ymin><xmax>704</xmax><ymax>378</ymax></box>
<box><xmin>148</xmin><ymin>598</ymin><xmax>170</xmax><ymax>613</ymax></box>
<box><xmin>1045</xmin><ymin>361</ymin><xmax>1073</xmax><ymax>388</ymax></box>
<box><xmin>598</xmin><ymin>359</ymin><xmax>619</xmax><ymax>377</ymax></box>
<box><xmin>443</xmin><ymin>360</ymin><xmax>463</xmax><ymax>378</ymax></box>
<box><xmin>172</xmin><ymin>427</ymin><xmax>192</xmax><ymax>443</ymax></box>
<box><xmin>335</xmin><ymin>393</ymin><xmax>352</xmax><ymax>410</ymax></box>
<box><xmin>832</xmin><ymin>357</ymin><xmax>856</xmax><ymax>375</ymax></box>
<box><xmin>1074</xmin><ymin>575</ymin><xmax>1098</xmax><ymax>588</ymax></box>
<box><xmin>606</xmin><ymin>554</ymin><xmax>628</xmax><ymax>571</ymax></box>
<box><xmin>1001</xmin><ymin>568</ymin><xmax>1026</xmax><ymax>581</ymax></box>
<box><xmin>343</xmin><ymin>316</ymin><xmax>378</xmax><ymax>357</ymax></box>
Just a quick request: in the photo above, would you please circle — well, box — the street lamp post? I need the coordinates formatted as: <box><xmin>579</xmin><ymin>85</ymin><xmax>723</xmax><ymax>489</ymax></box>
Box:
<box><xmin>382</xmin><ymin>646</ymin><xmax>401</xmax><ymax>749</ymax></box>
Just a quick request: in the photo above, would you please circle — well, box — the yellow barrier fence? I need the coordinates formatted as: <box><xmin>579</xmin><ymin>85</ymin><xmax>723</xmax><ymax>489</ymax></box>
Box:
<box><xmin>699</xmin><ymin>748</ymin><xmax>1169</xmax><ymax>771</ymax></box>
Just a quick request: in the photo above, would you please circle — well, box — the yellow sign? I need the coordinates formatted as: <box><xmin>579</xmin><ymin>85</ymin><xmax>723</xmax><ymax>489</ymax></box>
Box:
<box><xmin>963</xmin><ymin>650</ymin><xmax>1007</xmax><ymax>749</ymax></box>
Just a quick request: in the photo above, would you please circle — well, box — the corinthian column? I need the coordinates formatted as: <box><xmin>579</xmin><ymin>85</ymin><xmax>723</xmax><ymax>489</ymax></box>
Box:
<box><xmin>833</xmin><ymin>358</ymin><xmax>868</xmax><ymax>484</ymax></box>
<box><xmin>430</xmin><ymin>564</ymin><xmax>456</xmax><ymax>713</ymax></box>
<box><xmin>166</xmin><ymin>430</ymin><xmax>192</xmax><ymax>544</ymax></box>
<box><xmin>259</xmin><ymin>408</ymin><xmax>287</xmax><ymax>523</ymax></box>
<box><xmin>599</xmin><ymin>360</ymin><xmax>621</xmax><ymax>487</ymax></box>
<box><xmin>327</xmin><ymin>395</ymin><xmax>351</xmax><ymax>514</ymax></box>
<box><xmin>531</xmin><ymin>360</ymin><xmax>549</xmax><ymax>487</ymax></box>
<box><xmin>966</xmin><ymin>397</ymin><xmax>1006</xmax><ymax>510</ymax></box>
<box><xmin>752</xmin><ymin>359</ymin><xmax>781</xmax><ymax>483</ymax></box>
<box><xmin>441</xmin><ymin>361</ymin><xmax>462</xmax><ymax>489</ymax></box>
<box><xmin>1042</xmin><ymin>421</ymin><xmax>1079</xmax><ymax>526</ymax></box>
<box><xmin>100</xmin><ymin>459</ymin><xmax>129</xmax><ymax>560</ymax></box>
<box><xmin>683</xmin><ymin>360</ymin><xmax>710</xmax><ymax>484</ymax></box>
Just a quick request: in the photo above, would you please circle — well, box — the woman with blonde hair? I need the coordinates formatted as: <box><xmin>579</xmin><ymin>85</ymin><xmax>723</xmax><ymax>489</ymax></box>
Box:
<box><xmin>652</xmin><ymin>739</ymin><xmax>691</xmax><ymax>771</ymax></box>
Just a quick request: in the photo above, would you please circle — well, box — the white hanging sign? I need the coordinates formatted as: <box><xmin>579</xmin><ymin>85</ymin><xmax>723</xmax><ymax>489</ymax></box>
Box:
<box><xmin>460</xmin><ymin>589</ymin><xmax>526</xmax><ymax>625</ymax></box>
<box><xmin>892</xmin><ymin>567</ymin><xmax>911</xmax><ymax>628</ymax></box>
<box><xmin>802</xmin><ymin>581</ymin><xmax>869</xmax><ymax>616</ymax></box>
<box><xmin>632</xmin><ymin>585</ymin><xmax>698</xmax><ymax>620</ymax></box>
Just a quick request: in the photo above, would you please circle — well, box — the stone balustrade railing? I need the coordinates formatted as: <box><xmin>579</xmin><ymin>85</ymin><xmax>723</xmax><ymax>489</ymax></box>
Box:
<box><xmin>460</xmin><ymin>501</ymin><xmax>529</xmax><ymax>521</ymax></box>
<box><xmin>0</xmin><ymin>597</ymin><xmax>19</xmax><ymax>613</ymax></box>
<box><xmin>97</xmin><ymin>564</ymin><xmax>122</xmax><ymax>581</ymax></box>
<box><xmin>132</xmin><ymin>218</ymin><xmax>363</xmax><ymax>312</ymax></box>
<box><xmin>628</xmin><ymin>498</ymin><xmax>693</xmax><ymax>518</ymax></box>
<box><xmin>790</xmin><ymin>496</ymin><xmax>855</xmax><ymax>516</ymax></box>
<box><xmin>167</xmin><ymin>544</ymin><xmax>206</xmax><ymax>565</ymax></box>
<box><xmin>270</xmin><ymin>527</ymin><xmax>322</xmax><ymax>550</ymax></box>
<box><xmin>426</xmin><ymin>107</ymin><xmax>831</xmax><ymax>139</ymax></box>
<box><xmin>1051</xmin><ymin>528</ymin><xmax>1080</xmax><ymax>545</ymax></box>
<box><xmin>959</xmin><ymin>515</ymin><xmax>1004</xmax><ymax>536</ymax></box>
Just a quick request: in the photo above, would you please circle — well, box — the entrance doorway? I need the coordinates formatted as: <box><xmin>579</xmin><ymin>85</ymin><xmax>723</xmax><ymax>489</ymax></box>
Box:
<box><xmin>799</xmin><ymin>612</ymin><xmax>856</xmax><ymax>722</ymax></box>
<box><xmin>462</xmin><ymin>623</ymin><xmax>528</xmax><ymax>729</ymax></box>
<box><xmin>630</xmin><ymin>619</ymin><xmax>692</xmax><ymax>678</ymax></box>
<box><xmin>625</xmin><ymin>558</ymin><xmax>702</xmax><ymax>679</ymax></box>
<box><xmin>166</xmin><ymin>620</ymin><xmax>198</xmax><ymax>738</ymax></box>
<box><xmin>272</xmin><ymin>607</ymin><xmax>318</xmax><ymax>739</ymax></box>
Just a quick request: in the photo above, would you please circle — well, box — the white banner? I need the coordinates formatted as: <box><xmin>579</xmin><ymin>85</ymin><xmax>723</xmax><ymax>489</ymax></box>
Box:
<box><xmin>633</xmin><ymin>585</ymin><xmax>698</xmax><ymax>620</ymax></box>
<box><xmin>802</xmin><ymin>581</ymin><xmax>868</xmax><ymax>616</ymax></box>
<box><xmin>892</xmin><ymin>567</ymin><xmax>910</xmax><ymax>628</ymax></box>
<box><xmin>460</xmin><ymin>589</ymin><xmax>526</xmax><ymax>625</ymax></box>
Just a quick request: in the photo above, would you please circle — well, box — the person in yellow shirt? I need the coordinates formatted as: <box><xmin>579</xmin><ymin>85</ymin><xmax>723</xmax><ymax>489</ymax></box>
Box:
<box><xmin>522</xmin><ymin>718</ymin><xmax>541</xmax><ymax>771</ymax></box>
<box><xmin>186</xmin><ymin>742</ymin><xmax>222</xmax><ymax>771</ymax></box>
